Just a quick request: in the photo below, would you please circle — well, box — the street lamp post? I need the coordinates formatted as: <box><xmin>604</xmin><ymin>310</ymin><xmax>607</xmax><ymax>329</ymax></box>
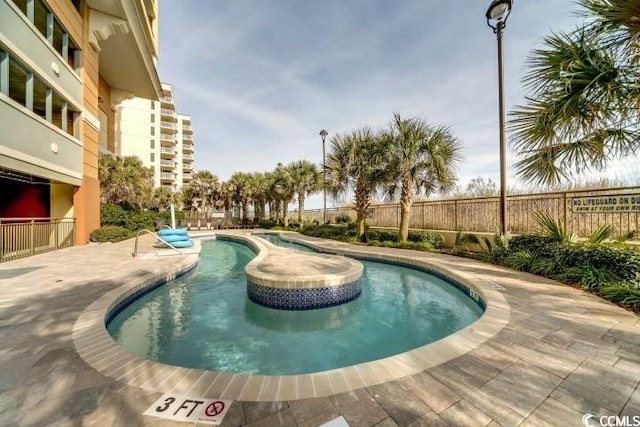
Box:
<box><xmin>486</xmin><ymin>0</ymin><xmax>512</xmax><ymax>235</ymax></box>
<box><xmin>319</xmin><ymin>129</ymin><xmax>328</xmax><ymax>224</ymax></box>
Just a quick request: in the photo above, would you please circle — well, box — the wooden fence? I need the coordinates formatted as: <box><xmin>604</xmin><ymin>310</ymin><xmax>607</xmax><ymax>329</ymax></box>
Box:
<box><xmin>300</xmin><ymin>186</ymin><xmax>640</xmax><ymax>239</ymax></box>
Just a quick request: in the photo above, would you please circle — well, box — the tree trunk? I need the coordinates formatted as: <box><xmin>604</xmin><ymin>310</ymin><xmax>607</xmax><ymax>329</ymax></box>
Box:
<box><xmin>298</xmin><ymin>192</ymin><xmax>305</xmax><ymax>224</ymax></box>
<box><xmin>282</xmin><ymin>200</ymin><xmax>289</xmax><ymax>228</ymax></box>
<box><xmin>274</xmin><ymin>200</ymin><xmax>281</xmax><ymax>223</ymax></box>
<box><xmin>354</xmin><ymin>179</ymin><xmax>370</xmax><ymax>243</ymax></box>
<box><xmin>398</xmin><ymin>179</ymin><xmax>413</xmax><ymax>242</ymax></box>
<box><xmin>242</xmin><ymin>201</ymin><xmax>248</xmax><ymax>221</ymax></box>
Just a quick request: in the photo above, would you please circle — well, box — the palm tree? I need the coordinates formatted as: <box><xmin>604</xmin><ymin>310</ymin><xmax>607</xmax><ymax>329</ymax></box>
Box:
<box><xmin>325</xmin><ymin>128</ymin><xmax>384</xmax><ymax>242</ymax></box>
<box><xmin>184</xmin><ymin>170</ymin><xmax>219</xmax><ymax>212</ymax></box>
<box><xmin>98</xmin><ymin>154</ymin><xmax>153</xmax><ymax>208</ymax></box>
<box><xmin>249</xmin><ymin>172</ymin><xmax>269</xmax><ymax>221</ymax></box>
<box><xmin>289</xmin><ymin>160</ymin><xmax>322</xmax><ymax>224</ymax></box>
<box><xmin>509</xmin><ymin>0</ymin><xmax>640</xmax><ymax>186</ymax></box>
<box><xmin>151</xmin><ymin>186</ymin><xmax>174</xmax><ymax>211</ymax></box>
<box><xmin>270</xmin><ymin>163</ymin><xmax>296</xmax><ymax>227</ymax></box>
<box><xmin>381</xmin><ymin>114</ymin><xmax>462</xmax><ymax>242</ymax></box>
<box><xmin>230</xmin><ymin>172</ymin><xmax>253</xmax><ymax>221</ymax></box>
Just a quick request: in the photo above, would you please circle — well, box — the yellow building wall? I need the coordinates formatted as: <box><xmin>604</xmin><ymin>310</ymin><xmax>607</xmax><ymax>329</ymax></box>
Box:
<box><xmin>50</xmin><ymin>183</ymin><xmax>75</xmax><ymax>218</ymax></box>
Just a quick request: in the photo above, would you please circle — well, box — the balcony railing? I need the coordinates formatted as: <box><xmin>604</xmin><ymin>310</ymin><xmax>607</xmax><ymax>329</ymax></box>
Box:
<box><xmin>1</xmin><ymin>218</ymin><xmax>76</xmax><ymax>262</ymax></box>
<box><xmin>160</xmin><ymin>134</ymin><xmax>175</xmax><ymax>142</ymax></box>
<box><xmin>161</xmin><ymin>173</ymin><xmax>175</xmax><ymax>180</ymax></box>
<box><xmin>182</xmin><ymin>124</ymin><xmax>192</xmax><ymax>131</ymax></box>
<box><xmin>160</xmin><ymin>96</ymin><xmax>174</xmax><ymax>103</ymax></box>
<box><xmin>160</xmin><ymin>159</ymin><xmax>174</xmax><ymax>167</ymax></box>
<box><xmin>183</xmin><ymin>164</ymin><xmax>194</xmax><ymax>171</ymax></box>
<box><xmin>160</xmin><ymin>147</ymin><xmax>175</xmax><ymax>154</ymax></box>
<box><xmin>160</xmin><ymin>121</ymin><xmax>175</xmax><ymax>129</ymax></box>
<box><xmin>183</xmin><ymin>134</ymin><xmax>193</xmax><ymax>141</ymax></box>
<box><xmin>183</xmin><ymin>173</ymin><xmax>192</xmax><ymax>180</ymax></box>
<box><xmin>182</xmin><ymin>154</ymin><xmax>194</xmax><ymax>160</ymax></box>
<box><xmin>160</xmin><ymin>108</ymin><xmax>176</xmax><ymax>117</ymax></box>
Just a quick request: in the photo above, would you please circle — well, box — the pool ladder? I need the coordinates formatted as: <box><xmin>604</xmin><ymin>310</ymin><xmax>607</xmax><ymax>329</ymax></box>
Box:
<box><xmin>132</xmin><ymin>229</ymin><xmax>184</xmax><ymax>258</ymax></box>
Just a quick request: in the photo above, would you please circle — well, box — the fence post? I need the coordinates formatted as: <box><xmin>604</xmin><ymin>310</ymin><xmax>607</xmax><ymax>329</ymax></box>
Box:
<box><xmin>30</xmin><ymin>219</ymin><xmax>35</xmax><ymax>255</ymax></box>
<box><xmin>54</xmin><ymin>219</ymin><xmax>59</xmax><ymax>249</ymax></box>
<box><xmin>563</xmin><ymin>193</ymin><xmax>568</xmax><ymax>234</ymax></box>
<box><xmin>454</xmin><ymin>200</ymin><xmax>458</xmax><ymax>230</ymax></box>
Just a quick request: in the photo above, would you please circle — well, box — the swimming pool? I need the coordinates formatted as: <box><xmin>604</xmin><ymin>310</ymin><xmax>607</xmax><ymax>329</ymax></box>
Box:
<box><xmin>107</xmin><ymin>237</ymin><xmax>483</xmax><ymax>375</ymax></box>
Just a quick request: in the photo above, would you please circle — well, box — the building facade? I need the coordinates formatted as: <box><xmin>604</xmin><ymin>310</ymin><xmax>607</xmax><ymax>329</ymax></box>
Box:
<box><xmin>116</xmin><ymin>83</ymin><xmax>194</xmax><ymax>190</ymax></box>
<box><xmin>0</xmin><ymin>0</ymin><xmax>162</xmax><ymax>253</ymax></box>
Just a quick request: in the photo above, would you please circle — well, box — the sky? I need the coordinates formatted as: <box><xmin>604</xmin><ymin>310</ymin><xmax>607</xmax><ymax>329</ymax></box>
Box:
<box><xmin>157</xmin><ymin>1</ymin><xmax>638</xmax><ymax>210</ymax></box>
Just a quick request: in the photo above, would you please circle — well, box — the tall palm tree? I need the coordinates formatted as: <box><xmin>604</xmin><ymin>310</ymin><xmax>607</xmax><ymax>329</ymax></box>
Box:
<box><xmin>185</xmin><ymin>170</ymin><xmax>219</xmax><ymax>212</ymax></box>
<box><xmin>270</xmin><ymin>163</ymin><xmax>296</xmax><ymax>227</ymax></box>
<box><xmin>98</xmin><ymin>154</ymin><xmax>153</xmax><ymax>208</ymax></box>
<box><xmin>509</xmin><ymin>0</ymin><xmax>640</xmax><ymax>186</ymax></box>
<box><xmin>150</xmin><ymin>186</ymin><xmax>174</xmax><ymax>211</ymax></box>
<box><xmin>325</xmin><ymin>128</ymin><xmax>384</xmax><ymax>242</ymax></box>
<box><xmin>289</xmin><ymin>160</ymin><xmax>322</xmax><ymax>224</ymax></box>
<box><xmin>230</xmin><ymin>172</ymin><xmax>253</xmax><ymax>221</ymax></box>
<box><xmin>249</xmin><ymin>172</ymin><xmax>269</xmax><ymax>221</ymax></box>
<box><xmin>382</xmin><ymin>114</ymin><xmax>462</xmax><ymax>242</ymax></box>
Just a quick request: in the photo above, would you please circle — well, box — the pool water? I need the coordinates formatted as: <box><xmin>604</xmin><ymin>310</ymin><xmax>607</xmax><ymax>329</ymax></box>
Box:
<box><xmin>107</xmin><ymin>238</ymin><xmax>483</xmax><ymax>375</ymax></box>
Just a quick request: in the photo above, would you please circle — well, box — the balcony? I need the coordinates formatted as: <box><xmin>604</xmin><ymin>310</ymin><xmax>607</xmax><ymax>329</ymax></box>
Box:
<box><xmin>182</xmin><ymin>154</ymin><xmax>194</xmax><ymax>161</ymax></box>
<box><xmin>160</xmin><ymin>172</ymin><xmax>175</xmax><ymax>181</ymax></box>
<box><xmin>160</xmin><ymin>147</ymin><xmax>175</xmax><ymax>158</ymax></box>
<box><xmin>160</xmin><ymin>96</ymin><xmax>174</xmax><ymax>104</ymax></box>
<box><xmin>160</xmin><ymin>134</ymin><xmax>175</xmax><ymax>144</ymax></box>
<box><xmin>183</xmin><ymin>134</ymin><xmax>193</xmax><ymax>141</ymax></box>
<box><xmin>182</xmin><ymin>124</ymin><xmax>193</xmax><ymax>134</ymax></box>
<box><xmin>160</xmin><ymin>159</ymin><xmax>174</xmax><ymax>170</ymax></box>
<box><xmin>160</xmin><ymin>108</ymin><xmax>177</xmax><ymax>122</ymax></box>
<box><xmin>182</xmin><ymin>143</ymin><xmax>194</xmax><ymax>153</ymax></box>
<box><xmin>182</xmin><ymin>173</ymin><xmax>192</xmax><ymax>181</ymax></box>
<box><xmin>160</xmin><ymin>121</ymin><xmax>175</xmax><ymax>130</ymax></box>
<box><xmin>183</xmin><ymin>163</ymin><xmax>194</xmax><ymax>171</ymax></box>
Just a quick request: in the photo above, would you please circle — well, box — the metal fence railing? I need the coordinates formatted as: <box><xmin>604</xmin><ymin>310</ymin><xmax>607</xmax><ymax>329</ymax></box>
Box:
<box><xmin>0</xmin><ymin>218</ymin><xmax>76</xmax><ymax>263</ymax></box>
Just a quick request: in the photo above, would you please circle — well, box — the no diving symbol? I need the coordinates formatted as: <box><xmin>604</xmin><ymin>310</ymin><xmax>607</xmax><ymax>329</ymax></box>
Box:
<box><xmin>205</xmin><ymin>401</ymin><xmax>225</xmax><ymax>417</ymax></box>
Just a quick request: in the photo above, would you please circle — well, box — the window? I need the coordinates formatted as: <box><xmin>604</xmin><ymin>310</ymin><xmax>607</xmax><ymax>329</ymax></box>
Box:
<box><xmin>150</xmin><ymin>113</ymin><xmax>155</xmax><ymax>122</ymax></box>
<box><xmin>32</xmin><ymin>76</ymin><xmax>48</xmax><ymax>120</ymax></box>
<box><xmin>4</xmin><ymin>49</ymin><xmax>78</xmax><ymax>136</ymax></box>
<box><xmin>12</xmin><ymin>0</ymin><xmax>82</xmax><ymax>73</ymax></box>
<box><xmin>150</xmin><ymin>153</ymin><xmax>155</xmax><ymax>162</ymax></box>
<box><xmin>150</xmin><ymin>140</ymin><xmax>155</xmax><ymax>149</ymax></box>
<box><xmin>151</xmin><ymin>100</ymin><xmax>155</xmax><ymax>109</ymax></box>
<box><xmin>150</xmin><ymin>126</ymin><xmax>155</xmax><ymax>136</ymax></box>
<box><xmin>8</xmin><ymin>56</ymin><xmax>28</xmax><ymax>107</ymax></box>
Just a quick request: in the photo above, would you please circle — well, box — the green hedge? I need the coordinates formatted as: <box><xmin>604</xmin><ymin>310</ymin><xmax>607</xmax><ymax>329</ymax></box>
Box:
<box><xmin>90</xmin><ymin>226</ymin><xmax>133</xmax><ymax>243</ymax></box>
<box><xmin>483</xmin><ymin>234</ymin><xmax>640</xmax><ymax>311</ymax></box>
<box><xmin>100</xmin><ymin>204</ymin><xmax>185</xmax><ymax>232</ymax></box>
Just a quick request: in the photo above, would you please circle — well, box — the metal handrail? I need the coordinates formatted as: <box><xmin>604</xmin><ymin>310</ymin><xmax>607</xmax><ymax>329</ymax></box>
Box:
<box><xmin>132</xmin><ymin>229</ymin><xmax>184</xmax><ymax>258</ymax></box>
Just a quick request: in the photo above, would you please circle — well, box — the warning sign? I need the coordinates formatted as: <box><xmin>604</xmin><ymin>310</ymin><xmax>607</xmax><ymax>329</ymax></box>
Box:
<box><xmin>143</xmin><ymin>393</ymin><xmax>231</xmax><ymax>425</ymax></box>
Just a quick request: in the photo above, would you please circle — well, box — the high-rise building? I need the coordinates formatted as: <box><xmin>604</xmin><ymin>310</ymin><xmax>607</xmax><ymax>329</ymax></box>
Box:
<box><xmin>116</xmin><ymin>83</ymin><xmax>195</xmax><ymax>190</ymax></box>
<box><xmin>0</xmin><ymin>0</ymin><xmax>162</xmax><ymax>249</ymax></box>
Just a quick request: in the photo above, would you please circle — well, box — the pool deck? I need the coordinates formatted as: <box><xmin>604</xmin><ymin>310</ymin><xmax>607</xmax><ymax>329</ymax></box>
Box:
<box><xmin>0</xmin><ymin>230</ymin><xmax>639</xmax><ymax>426</ymax></box>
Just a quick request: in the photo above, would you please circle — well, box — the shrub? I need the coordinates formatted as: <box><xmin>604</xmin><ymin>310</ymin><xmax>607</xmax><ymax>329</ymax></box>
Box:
<box><xmin>555</xmin><ymin>243</ymin><xmax>640</xmax><ymax>289</ymax></box>
<box><xmin>258</xmin><ymin>219</ymin><xmax>277</xmax><ymax>229</ymax></box>
<box><xmin>407</xmin><ymin>230</ymin><xmax>445</xmax><ymax>248</ymax></box>
<box><xmin>600</xmin><ymin>284</ymin><xmax>640</xmax><ymax>310</ymax></box>
<box><xmin>366</xmin><ymin>229</ymin><xmax>397</xmax><ymax>242</ymax></box>
<box><xmin>101</xmin><ymin>204</ymin><xmax>184</xmax><ymax>232</ymax></box>
<box><xmin>90</xmin><ymin>226</ymin><xmax>133</xmax><ymax>243</ymax></box>
<box><xmin>335</xmin><ymin>214</ymin><xmax>352</xmax><ymax>224</ymax></box>
<box><xmin>100</xmin><ymin>204</ymin><xmax>128</xmax><ymax>227</ymax></box>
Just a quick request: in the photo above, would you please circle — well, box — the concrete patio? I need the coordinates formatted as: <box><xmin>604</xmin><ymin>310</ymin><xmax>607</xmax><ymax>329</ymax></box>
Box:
<box><xmin>0</xmin><ymin>231</ymin><xmax>638</xmax><ymax>427</ymax></box>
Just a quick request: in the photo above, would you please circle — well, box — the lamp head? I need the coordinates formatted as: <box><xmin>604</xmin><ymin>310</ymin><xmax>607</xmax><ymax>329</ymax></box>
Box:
<box><xmin>486</xmin><ymin>0</ymin><xmax>512</xmax><ymax>32</ymax></box>
<box><xmin>319</xmin><ymin>129</ymin><xmax>328</xmax><ymax>142</ymax></box>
